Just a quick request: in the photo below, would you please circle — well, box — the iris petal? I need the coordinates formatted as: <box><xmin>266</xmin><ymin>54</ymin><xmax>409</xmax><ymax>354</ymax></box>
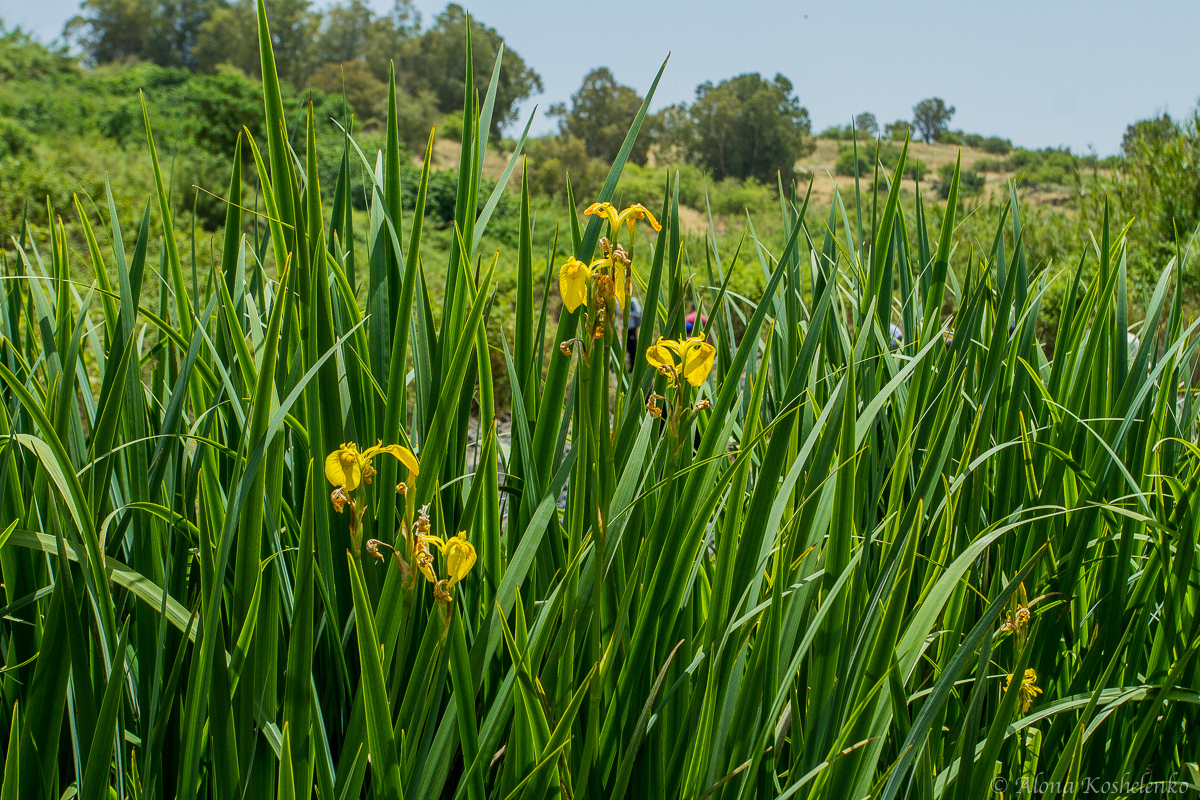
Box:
<box><xmin>680</xmin><ymin>339</ymin><xmax>716</xmax><ymax>387</ymax></box>
<box><xmin>558</xmin><ymin>257</ymin><xmax>591</xmax><ymax>312</ymax></box>
<box><xmin>324</xmin><ymin>444</ymin><xmax>363</xmax><ymax>491</ymax></box>
<box><xmin>363</xmin><ymin>441</ymin><xmax>420</xmax><ymax>475</ymax></box>
<box><xmin>444</xmin><ymin>536</ymin><xmax>477</xmax><ymax>586</ymax></box>
<box><xmin>646</xmin><ymin>338</ymin><xmax>676</xmax><ymax>374</ymax></box>
<box><xmin>618</xmin><ymin>203</ymin><xmax>662</xmax><ymax>234</ymax></box>
<box><xmin>585</xmin><ymin>201</ymin><xmax>620</xmax><ymax>231</ymax></box>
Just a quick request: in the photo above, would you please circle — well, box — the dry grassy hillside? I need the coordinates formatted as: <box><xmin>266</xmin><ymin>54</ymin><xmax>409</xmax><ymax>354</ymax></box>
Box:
<box><xmin>797</xmin><ymin>138</ymin><xmax>1084</xmax><ymax>209</ymax></box>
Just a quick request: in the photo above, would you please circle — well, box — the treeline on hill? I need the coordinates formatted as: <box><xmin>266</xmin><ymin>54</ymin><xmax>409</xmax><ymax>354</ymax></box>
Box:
<box><xmin>57</xmin><ymin>0</ymin><xmax>815</xmax><ymax>193</ymax></box>
<box><xmin>1</xmin><ymin>0</ymin><xmax>1200</xmax><ymax>318</ymax></box>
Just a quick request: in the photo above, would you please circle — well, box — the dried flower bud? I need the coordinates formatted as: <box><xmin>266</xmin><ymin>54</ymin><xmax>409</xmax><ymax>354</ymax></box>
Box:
<box><xmin>646</xmin><ymin>392</ymin><xmax>665</xmax><ymax>418</ymax></box>
<box><xmin>365</xmin><ymin>539</ymin><xmax>384</xmax><ymax>560</ymax></box>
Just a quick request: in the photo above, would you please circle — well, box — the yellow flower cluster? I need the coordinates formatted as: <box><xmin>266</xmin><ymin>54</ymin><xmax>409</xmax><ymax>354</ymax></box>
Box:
<box><xmin>411</xmin><ymin>506</ymin><xmax>476</xmax><ymax>601</ymax></box>
<box><xmin>559</xmin><ymin>253</ymin><xmax>627</xmax><ymax>313</ymax></box>
<box><xmin>646</xmin><ymin>335</ymin><xmax>716</xmax><ymax>387</ymax></box>
<box><xmin>556</xmin><ymin>202</ymin><xmax>660</xmax><ymax>314</ymax></box>
<box><xmin>585</xmin><ymin>201</ymin><xmax>661</xmax><ymax>238</ymax></box>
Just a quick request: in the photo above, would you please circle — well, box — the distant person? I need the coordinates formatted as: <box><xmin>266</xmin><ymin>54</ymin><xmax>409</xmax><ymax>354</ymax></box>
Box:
<box><xmin>685</xmin><ymin>310</ymin><xmax>707</xmax><ymax>335</ymax></box>
<box><xmin>625</xmin><ymin>296</ymin><xmax>642</xmax><ymax>370</ymax></box>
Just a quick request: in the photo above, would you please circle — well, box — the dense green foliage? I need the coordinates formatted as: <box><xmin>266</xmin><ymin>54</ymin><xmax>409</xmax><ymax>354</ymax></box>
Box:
<box><xmin>1111</xmin><ymin>110</ymin><xmax>1200</xmax><ymax>268</ymax></box>
<box><xmin>64</xmin><ymin>0</ymin><xmax>541</xmax><ymax>136</ymax></box>
<box><xmin>935</xmin><ymin>130</ymin><xmax>1013</xmax><ymax>154</ymax></box>
<box><xmin>3</xmin><ymin>4</ymin><xmax>1200</xmax><ymax>800</ymax></box>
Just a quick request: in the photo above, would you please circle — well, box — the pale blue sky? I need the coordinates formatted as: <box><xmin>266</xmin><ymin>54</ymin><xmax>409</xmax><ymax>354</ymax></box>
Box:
<box><xmin>7</xmin><ymin>0</ymin><xmax>1200</xmax><ymax>154</ymax></box>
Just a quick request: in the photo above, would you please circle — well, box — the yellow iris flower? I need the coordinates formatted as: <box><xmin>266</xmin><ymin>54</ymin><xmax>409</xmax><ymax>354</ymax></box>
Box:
<box><xmin>558</xmin><ymin>255</ymin><xmax>624</xmax><ymax>313</ymax></box>
<box><xmin>421</xmin><ymin>532</ymin><xmax>477</xmax><ymax>599</ymax></box>
<box><xmin>325</xmin><ymin>440</ymin><xmax>419</xmax><ymax>494</ymax></box>
<box><xmin>585</xmin><ymin>202</ymin><xmax>662</xmax><ymax>236</ymax></box>
<box><xmin>1004</xmin><ymin>668</ymin><xmax>1043</xmax><ymax>713</ymax></box>
<box><xmin>646</xmin><ymin>335</ymin><xmax>716</xmax><ymax>387</ymax></box>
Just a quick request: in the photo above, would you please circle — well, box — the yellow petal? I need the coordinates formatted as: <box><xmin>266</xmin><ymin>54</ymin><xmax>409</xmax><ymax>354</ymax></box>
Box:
<box><xmin>613</xmin><ymin>265</ymin><xmax>626</xmax><ymax>308</ymax></box>
<box><xmin>680</xmin><ymin>338</ymin><xmax>716</xmax><ymax>387</ymax></box>
<box><xmin>363</xmin><ymin>441</ymin><xmax>420</xmax><ymax>475</ymax></box>
<box><xmin>443</xmin><ymin>535</ymin><xmax>477</xmax><ymax>586</ymax></box>
<box><xmin>584</xmin><ymin>201</ymin><xmax>620</xmax><ymax>231</ymax></box>
<box><xmin>324</xmin><ymin>444</ymin><xmax>362</xmax><ymax>491</ymax></box>
<box><xmin>558</xmin><ymin>257</ymin><xmax>591</xmax><ymax>312</ymax></box>
<box><xmin>618</xmin><ymin>203</ymin><xmax>662</xmax><ymax>234</ymax></box>
<box><xmin>646</xmin><ymin>338</ymin><xmax>677</xmax><ymax>377</ymax></box>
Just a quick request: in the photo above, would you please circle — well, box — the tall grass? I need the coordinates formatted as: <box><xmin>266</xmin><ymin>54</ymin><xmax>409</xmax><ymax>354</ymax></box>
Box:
<box><xmin>2</xmin><ymin>3</ymin><xmax>1200</xmax><ymax>798</ymax></box>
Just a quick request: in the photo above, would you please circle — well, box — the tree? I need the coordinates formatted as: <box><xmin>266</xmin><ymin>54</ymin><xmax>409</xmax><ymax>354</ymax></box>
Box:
<box><xmin>551</xmin><ymin>67</ymin><xmax>649</xmax><ymax>165</ymax></box>
<box><xmin>64</xmin><ymin>0</ymin><xmax>157</xmax><ymax>65</ymax></box>
<box><xmin>313</xmin><ymin>0</ymin><xmax>374</xmax><ymax>65</ymax></box>
<box><xmin>854</xmin><ymin>111</ymin><xmax>878</xmax><ymax>137</ymax></box>
<box><xmin>262</xmin><ymin>0</ymin><xmax>319</xmax><ymax>86</ymax></box>
<box><xmin>1112</xmin><ymin>110</ymin><xmax>1200</xmax><ymax>266</ymax></box>
<box><xmin>403</xmin><ymin>4</ymin><xmax>542</xmax><ymax>137</ymax></box>
<box><xmin>312</xmin><ymin>0</ymin><xmax>418</xmax><ymax>82</ymax></box>
<box><xmin>192</xmin><ymin>1</ymin><xmax>259</xmax><ymax>76</ymax></box>
<box><xmin>1121</xmin><ymin>113</ymin><xmax>1177</xmax><ymax>157</ymax></box>
<box><xmin>652</xmin><ymin>102</ymin><xmax>696</xmax><ymax>163</ymax></box>
<box><xmin>65</xmin><ymin>0</ymin><xmax>226</xmax><ymax>69</ymax></box>
<box><xmin>884</xmin><ymin>120</ymin><xmax>912</xmax><ymax>141</ymax></box>
<box><xmin>687</xmin><ymin>72</ymin><xmax>811</xmax><ymax>183</ymax></box>
<box><xmin>912</xmin><ymin>97</ymin><xmax>955</xmax><ymax>143</ymax></box>
<box><xmin>0</xmin><ymin>24</ymin><xmax>77</xmax><ymax>81</ymax></box>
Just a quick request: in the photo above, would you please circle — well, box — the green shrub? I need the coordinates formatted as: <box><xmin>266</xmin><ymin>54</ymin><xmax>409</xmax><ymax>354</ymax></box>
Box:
<box><xmin>836</xmin><ymin>143</ymin><xmax>927</xmax><ymax>180</ymax></box>
<box><xmin>885</xmin><ymin>119</ymin><xmax>911</xmax><ymax>140</ymax></box>
<box><xmin>938</xmin><ymin>162</ymin><xmax>985</xmax><ymax>197</ymax></box>
<box><xmin>523</xmin><ymin>134</ymin><xmax>608</xmax><ymax>201</ymax></box>
<box><xmin>0</xmin><ymin>116</ymin><xmax>30</xmax><ymax>157</ymax></box>
<box><xmin>818</xmin><ymin>123</ymin><xmax>854</xmax><ymax>140</ymax></box>
<box><xmin>834</xmin><ymin>146</ymin><xmax>870</xmax><ymax>176</ymax></box>
<box><xmin>709</xmin><ymin>176</ymin><xmax>773</xmax><ymax>216</ymax></box>
<box><xmin>439</xmin><ymin>110</ymin><xmax>463</xmax><ymax>142</ymax></box>
<box><xmin>902</xmin><ymin>157</ymin><xmax>929</xmax><ymax>180</ymax></box>
<box><xmin>979</xmin><ymin>135</ymin><xmax>1013</xmax><ymax>154</ymax></box>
